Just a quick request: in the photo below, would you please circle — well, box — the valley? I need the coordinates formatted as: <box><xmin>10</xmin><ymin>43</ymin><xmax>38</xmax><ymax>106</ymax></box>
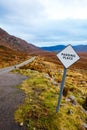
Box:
<box><xmin>0</xmin><ymin>28</ymin><xmax>87</xmax><ymax>130</ymax></box>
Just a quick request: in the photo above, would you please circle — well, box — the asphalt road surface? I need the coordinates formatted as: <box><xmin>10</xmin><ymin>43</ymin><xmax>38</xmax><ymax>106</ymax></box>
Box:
<box><xmin>0</xmin><ymin>57</ymin><xmax>35</xmax><ymax>130</ymax></box>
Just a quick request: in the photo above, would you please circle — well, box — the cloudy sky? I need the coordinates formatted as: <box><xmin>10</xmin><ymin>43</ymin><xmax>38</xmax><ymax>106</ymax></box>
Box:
<box><xmin>0</xmin><ymin>0</ymin><xmax>87</xmax><ymax>47</ymax></box>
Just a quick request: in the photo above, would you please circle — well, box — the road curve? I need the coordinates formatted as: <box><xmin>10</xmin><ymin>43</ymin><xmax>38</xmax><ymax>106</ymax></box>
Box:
<box><xmin>0</xmin><ymin>56</ymin><xmax>36</xmax><ymax>75</ymax></box>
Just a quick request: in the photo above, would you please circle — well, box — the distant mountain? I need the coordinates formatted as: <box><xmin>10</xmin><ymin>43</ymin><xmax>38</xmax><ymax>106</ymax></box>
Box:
<box><xmin>41</xmin><ymin>45</ymin><xmax>65</xmax><ymax>52</ymax></box>
<box><xmin>0</xmin><ymin>28</ymin><xmax>40</xmax><ymax>54</ymax></box>
<box><xmin>41</xmin><ymin>45</ymin><xmax>87</xmax><ymax>52</ymax></box>
<box><xmin>73</xmin><ymin>45</ymin><xmax>87</xmax><ymax>52</ymax></box>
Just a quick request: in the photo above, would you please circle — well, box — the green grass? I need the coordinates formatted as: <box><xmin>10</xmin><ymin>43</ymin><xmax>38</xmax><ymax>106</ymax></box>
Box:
<box><xmin>14</xmin><ymin>69</ymin><xmax>87</xmax><ymax>130</ymax></box>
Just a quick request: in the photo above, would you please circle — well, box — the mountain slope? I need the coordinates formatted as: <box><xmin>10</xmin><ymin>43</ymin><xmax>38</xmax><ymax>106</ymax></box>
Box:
<box><xmin>0</xmin><ymin>28</ymin><xmax>38</xmax><ymax>68</ymax></box>
<box><xmin>0</xmin><ymin>45</ymin><xmax>29</xmax><ymax>68</ymax></box>
<box><xmin>0</xmin><ymin>28</ymin><xmax>40</xmax><ymax>53</ymax></box>
<box><xmin>0</xmin><ymin>28</ymin><xmax>57</xmax><ymax>68</ymax></box>
<box><xmin>0</xmin><ymin>28</ymin><xmax>87</xmax><ymax>70</ymax></box>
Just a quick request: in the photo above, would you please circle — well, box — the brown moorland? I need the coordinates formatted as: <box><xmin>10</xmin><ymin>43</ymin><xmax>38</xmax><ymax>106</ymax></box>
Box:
<box><xmin>0</xmin><ymin>27</ymin><xmax>87</xmax><ymax>70</ymax></box>
<box><xmin>72</xmin><ymin>52</ymin><xmax>87</xmax><ymax>70</ymax></box>
<box><xmin>29</xmin><ymin>51</ymin><xmax>87</xmax><ymax>70</ymax></box>
<box><xmin>0</xmin><ymin>45</ymin><xmax>30</xmax><ymax>68</ymax></box>
<box><xmin>15</xmin><ymin>54</ymin><xmax>87</xmax><ymax>130</ymax></box>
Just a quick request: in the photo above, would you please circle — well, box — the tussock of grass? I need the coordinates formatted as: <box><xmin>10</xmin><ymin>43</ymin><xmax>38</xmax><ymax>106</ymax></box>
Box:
<box><xmin>14</xmin><ymin>68</ymin><xmax>87</xmax><ymax>130</ymax></box>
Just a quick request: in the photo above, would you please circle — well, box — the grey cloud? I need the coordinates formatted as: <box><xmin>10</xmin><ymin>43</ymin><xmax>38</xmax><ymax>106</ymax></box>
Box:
<box><xmin>0</xmin><ymin>0</ymin><xmax>87</xmax><ymax>47</ymax></box>
<box><xmin>30</xmin><ymin>19</ymin><xmax>87</xmax><ymax>45</ymax></box>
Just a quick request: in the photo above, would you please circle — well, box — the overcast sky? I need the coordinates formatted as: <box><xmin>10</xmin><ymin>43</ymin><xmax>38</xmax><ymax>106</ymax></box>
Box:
<box><xmin>0</xmin><ymin>0</ymin><xmax>87</xmax><ymax>47</ymax></box>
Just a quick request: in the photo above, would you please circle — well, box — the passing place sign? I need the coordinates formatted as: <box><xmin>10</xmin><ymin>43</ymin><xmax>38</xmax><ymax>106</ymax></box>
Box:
<box><xmin>57</xmin><ymin>45</ymin><xmax>80</xmax><ymax>68</ymax></box>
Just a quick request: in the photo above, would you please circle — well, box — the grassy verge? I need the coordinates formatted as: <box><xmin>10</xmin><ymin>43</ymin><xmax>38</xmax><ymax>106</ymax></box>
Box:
<box><xmin>14</xmin><ymin>68</ymin><xmax>87</xmax><ymax>130</ymax></box>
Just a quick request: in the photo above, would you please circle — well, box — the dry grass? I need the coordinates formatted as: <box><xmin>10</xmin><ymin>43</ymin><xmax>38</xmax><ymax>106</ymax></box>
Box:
<box><xmin>14</xmin><ymin>68</ymin><xmax>87</xmax><ymax>130</ymax></box>
<box><xmin>0</xmin><ymin>43</ymin><xmax>87</xmax><ymax>129</ymax></box>
<box><xmin>14</xmin><ymin>55</ymin><xmax>87</xmax><ymax>130</ymax></box>
<box><xmin>28</xmin><ymin>51</ymin><xmax>87</xmax><ymax>70</ymax></box>
<box><xmin>0</xmin><ymin>45</ymin><xmax>30</xmax><ymax>68</ymax></box>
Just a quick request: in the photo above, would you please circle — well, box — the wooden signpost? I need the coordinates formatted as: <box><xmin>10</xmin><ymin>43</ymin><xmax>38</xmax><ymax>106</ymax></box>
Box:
<box><xmin>56</xmin><ymin>45</ymin><xmax>80</xmax><ymax>112</ymax></box>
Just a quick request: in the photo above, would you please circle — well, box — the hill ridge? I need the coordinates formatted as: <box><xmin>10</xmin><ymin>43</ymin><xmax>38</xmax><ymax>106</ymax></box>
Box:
<box><xmin>0</xmin><ymin>27</ymin><xmax>40</xmax><ymax>53</ymax></box>
<box><xmin>41</xmin><ymin>45</ymin><xmax>87</xmax><ymax>52</ymax></box>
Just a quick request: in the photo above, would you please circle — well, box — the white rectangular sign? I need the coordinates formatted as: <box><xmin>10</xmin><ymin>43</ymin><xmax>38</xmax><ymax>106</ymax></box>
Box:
<box><xmin>57</xmin><ymin>45</ymin><xmax>80</xmax><ymax>68</ymax></box>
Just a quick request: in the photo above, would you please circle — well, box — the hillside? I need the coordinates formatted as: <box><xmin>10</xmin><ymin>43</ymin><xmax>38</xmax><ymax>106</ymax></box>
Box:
<box><xmin>0</xmin><ymin>28</ymin><xmax>61</xmax><ymax>68</ymax></box>
<box><xmin>24</xmin><ymin>52</ymin><xmax>87</xmax><ymax>70</ymax></box>
<box><xmin>0</xmin><ymin>28</ymin><xmax>40</xmax><ymax>53</ymax></box>
<box><xmin>0</xmin><ymin>27</ymin><xmax>48</xmax><ymax>68</ymax></box>
<box><xmin>40</xmin><ymin>45</ymin><xmax>87</xmax><ymax>70</ymax></box>
<box><xmin>0</xmin><ymin>27</ymin><xmax>87</xmax><ymax>70</ymax></box>
<box><xmin>0</xmin><ymin>45</ymin><xmax>30</xmax><ymax>68</ymax></box>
